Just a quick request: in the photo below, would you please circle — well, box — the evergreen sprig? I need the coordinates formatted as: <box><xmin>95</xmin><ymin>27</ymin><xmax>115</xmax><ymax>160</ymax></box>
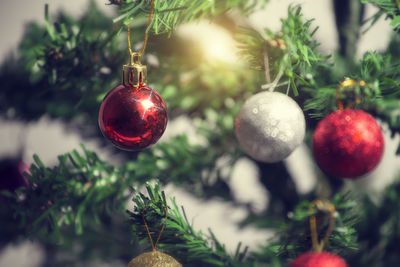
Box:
<box><xmin>127</xmin><ymin>182</ymin><xmax>248</xmax><ymax>266</ymax></box>
<box><xmin>303</xmin><ymin>48</ymin><xmax>400</xmax><ymax>153</ymax></box>
<box><xmin>112</xmin><ymin>0</ymin><xmax>267</xmax><ymax>34</ymax></box>
<box><xmin>0</xmin><ymin>2</ymin><xmax>124</xmax><ymax>122</ymax></box>
<box><xmin>252</xmin><ymin>195</ymin><xmax>359</xmax><ymax>266</ymax></box>
<box><xmin>1</xmin><ymin>146</ymin><xmax>129</xmax><ymax>240</ymax></box>
<box><xmin>236</xmin><ymin>6</ymin><xmax>329</xmax><ymax>96</ymax></box>
<box><xmin>362</xmin><ymin>0</ymin><xmax>400</xmax><ymax>31</ymax></box>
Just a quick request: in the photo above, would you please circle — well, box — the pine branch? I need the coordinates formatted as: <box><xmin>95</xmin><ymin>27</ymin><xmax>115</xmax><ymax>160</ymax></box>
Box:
<box><xmin>0</xmin><ymin>3</ymin><xmax>257</xmax><ymax>203</ymax></box>
<box><xmin>0</xmin><ymin>135</ymin><xmax>243</xmax><ymax>244</ymax></box>
<box><xmin>127</xmin><ymin>182</ymin><xmax>249</xmax><ymax>266</ymax></box>
<box><xmin>0</xmin><ymin>1</ymin><xmax>261</xmax><ymax>125</ymax></box>
<box><xmin>347</xmin><ymin>176</ymin><xmax>400</xmax><ymax>266</ymax></box>
<box><xmin>251</xmin><ymin>195</ymin><xmax>359</xmax><ymax>266</ymax></box>
<box><xmin>362</xmin><ymin>0</ymin><xmax>400</xmax><ymax>31</ymax></box>
<box><xmin>0</xmin><ymin>145</ymin><xmax>130</xmax><ymax>240</ymax></box>
<box><xmin>111</xmin><ymin>0</ymin><xmax>268</xmax><ymax>35</ymax></box>
<box><xmin>0</xmin><ymin>146</ymin><xmax>137</xmax><ymax>264</ymax></box>
<box><xmin>0</xmin><ymin>2</ymin><xmax>124</xmax><ymax>122</ymax></box>
<box><xmin>303</xmin><ymin>50</ymin><xmax>400</xmax><ymax>133</ymax></box>
<box><xmin>235</xmin><ymin>6</ymin><xmax>330</xmax><ymax>96</ymax></box>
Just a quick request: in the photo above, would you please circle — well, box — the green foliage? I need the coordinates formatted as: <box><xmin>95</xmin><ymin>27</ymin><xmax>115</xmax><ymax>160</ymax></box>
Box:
<box><xmin>124</xmin><ymin>120</ymin><xmax>241</xmax><ymax>199</ymax></box>
<box><xmin>112</xmin><ymin>0</ymin><xmax>267</xmax><ymax>34</ymax></box>
<box><xmin>127</xmin><ymin>183</ymin><xmax>248</xmax><ymax>266</ymax></box>
<box><xmin>0</xmin><ymin>2</ymin><xmax>125</xmax><ymax>121</ymax></box>
<box><xmin>362</xmin><ymin>0</ymin><xmax>400</xmax><ymax>31</ymax></box>
<box><xmin>0</xmin><ymin>1</ymin><xmax>261</xmax><ymax>128</ymax></box>
<box><xmin>303</xmin><ymin>50</ymin><xmax>400</xmax><ymax>134</ymax></box>
<box><xmin>10</xmin><ymin>146</ymin><xmax>128</xmax><ymax>240</ymax></box>
<box><xmin>347</xmin><ymin>176</ymin><xmax>400</xmax><ymax>266</ymax></box>
<box><xmin>251</xmin><ymin>195</ymin><xmax>359</xmax><ymax>266</ymax></box>
<box><xmin>236</xmin><ymin>6</ymin><xmax>329</xmax><ymax>96</ymax></box>
<box><xmin>1</xmin><ymin>0</ymin><xmax>400</xmax><ymax>266</ymax></box>
<box><xmin>0</xmin><ymin>146</ymin><xmax>134</xmax><ymax>263</ymax></box>
<box><xmin>155</xmin><ymin>60</ymin><xmax>260</xmax><ymax>116</ymax></box>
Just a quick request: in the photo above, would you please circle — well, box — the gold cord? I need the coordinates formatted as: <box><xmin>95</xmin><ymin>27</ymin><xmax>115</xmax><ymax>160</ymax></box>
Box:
<box><xmin>127</xmin><ymin>0</ymin><xmax>155</xmax><ymax>58</ymax></box>
<box><xmin>127</xmin><ymin>25</ymin><xmax>133</xmax><ymax>57</ymax></box>
<box><xmin>309</xmin><ymin>200</ymin><xmax>336</xmax><ymax>252</ymax></box>
<box><xmin>140</xmin><ymin>0</ymin><xmax>155</xmax><ymax>57</ymax></box>
<box><xmin>142</xmin><ymin>204</ymin><xmax>168</xmax><ymax>252</ymax></box>
<box><xmin>142</xmin><ymin>212</ymin><xmax>156</xmax><ymax>251</ymax></box>
<box><xmin>154</xmin><ymin>206</ymin><xmax>168</xmax><ymax>248</ymax></box>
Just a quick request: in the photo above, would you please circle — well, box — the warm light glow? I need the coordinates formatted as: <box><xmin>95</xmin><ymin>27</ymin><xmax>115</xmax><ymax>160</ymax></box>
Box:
<box><xmin>141</xmin><ymin>99</ymin><xmax>154</xmax><ymax>109</ymax></box>
<box><xmin>177</xmin><ymin>21</ymin><xmax>239</xmax><ymax>64</ymax></box>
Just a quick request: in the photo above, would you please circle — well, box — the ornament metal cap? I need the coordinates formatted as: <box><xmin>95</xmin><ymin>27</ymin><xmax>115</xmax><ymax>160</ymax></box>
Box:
<box><xmin>123</xmin><ymin>52</ymin><xmax>147</xmax><ymax>87</ymax></box>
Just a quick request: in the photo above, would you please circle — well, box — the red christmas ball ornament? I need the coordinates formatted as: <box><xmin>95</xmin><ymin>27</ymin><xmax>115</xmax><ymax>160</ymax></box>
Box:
<box><xmin>99</xmin><ymin>53</ymin><xmax>167</xmax><ymax>151</ymax></box>
<box><xmin>313</xmin><ymin>109</ymin><xmax>384</xmax><ymax>178</ymax></box>
<box><xmin>290</xmin><ymin>251</ymin><xmax>348</xmax><ymax>267</ymax></box>
<box><xmin>0</xmin><ymin>158</ymin><xmax>29</xmax><ymax>201</ymax></box>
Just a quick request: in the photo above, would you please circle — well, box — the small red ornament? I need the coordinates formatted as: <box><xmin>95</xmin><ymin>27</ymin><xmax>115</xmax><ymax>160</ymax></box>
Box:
<box><xmin>98</xmin><ymin>53</ymin><xmax>167</xmax><ymax>150</ymax></box>
<box><xmin>0</xmin><ymin>158</ymin><xmax>29</xmax><ymax>201</ymax></box>
<box><xmin>290</xmin><ymin>251</ymin><xmax>348</xmax><ymax>267</ymax></box>
<box><xmin>313</xmin><ymin>109</ymin><xmax>384</xmax><ymax>178</ymax></box>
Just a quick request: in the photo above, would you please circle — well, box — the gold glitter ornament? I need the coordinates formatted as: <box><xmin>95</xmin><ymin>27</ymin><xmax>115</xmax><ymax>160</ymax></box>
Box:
<box><xmin>127</xmin><ymin>251</ymin><xmax>182</xmax><ymax>267</ymax></box>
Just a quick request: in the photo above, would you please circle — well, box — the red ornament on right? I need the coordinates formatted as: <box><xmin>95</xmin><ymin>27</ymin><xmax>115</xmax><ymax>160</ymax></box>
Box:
<box><xmin>313</xmin><ymin>109</ymin><xmax>384</xmax><ymax>178</ymax></box>
<box><xmin>290</xmin><ymin>251</ymin><xmax>348</xmax><ymax>267</ymax></box>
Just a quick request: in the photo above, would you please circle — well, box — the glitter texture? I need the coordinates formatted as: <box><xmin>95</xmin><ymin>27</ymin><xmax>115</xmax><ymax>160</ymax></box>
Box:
<box><xmin>234</xmin><ymin>91</ymin><xmax>306</xmax><ymax>162</ymax></box>
<box><xmin>99</xmin><ymin>84</ymin><xmax>167</xmax><ymax>151</ymax></box>
<box><xmin>313</xmin><ymin>109</ymin><xmax>384</xmax><ymax>178</ymax></box>
<box><xmin>290</xmin><ymin>252</ymin><xmax>348</xmax><ymax>267</ymax></box>
<box><xmin>127</xmin><ymin>251</ymin><xmax>182</xmax><ymax>267</ymax></box>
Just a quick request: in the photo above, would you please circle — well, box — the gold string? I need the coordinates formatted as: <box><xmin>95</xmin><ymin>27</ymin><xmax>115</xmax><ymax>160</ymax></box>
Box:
<box><xmin>142</xmin><ymin>212</ymin><xmax>156</xmax><ymax>251</ymax></box>
<box><xmin>154</xmin><ymin>205</ymin><xmax>168</xmax><ymax>248</ymax></box>
<box><xmin>309</xmin><ymin>199</ymin><xmax>336</xmax><ymax>252</ymax></box>
<box><xmin>126</xmin><ymin>0</ymin><xmax>155</xmax><ymax>58</ymax></box>
<box><xmin>127</xmin><ymin>25</ymin><xmax>133</xmax><ymax>57</ymax></box>
<box><xmin>142</xmin><ymin>204</ymin><xmax>168</xmax><ymax>252</ymax></box>
<box><xmin>140</xmin><ymin>0</ymin><xmax>155</xmax><ymax>57</ymax></box>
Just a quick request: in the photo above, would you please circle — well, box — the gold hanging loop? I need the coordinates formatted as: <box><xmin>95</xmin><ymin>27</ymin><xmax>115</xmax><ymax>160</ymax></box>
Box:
<box><xmin>123</xmin><ymin>0</ymin><xmax>155</xmax><ymax>87</ymax></box>
<box><xmin>142</xmin><ymin>204</ymin><xmax>168</xmax><ymax>252</ymax></box>
<box><xmin>336</xmin><ymin>79</ymin><xmax>371</xmax><ymax>110</ymax></box>
<box><xmin>140</xmin><ymin>0</ymin><xmax>155</xmax><ymax>57</ymax></box>
<box><xmin>309</xmin><ymin>199</ymin><xmax>337</xmax><ymax>252</ymax></box>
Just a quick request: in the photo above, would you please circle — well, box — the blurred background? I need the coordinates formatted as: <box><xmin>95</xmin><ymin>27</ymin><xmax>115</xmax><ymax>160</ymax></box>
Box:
<box><xmin>0</xmin><ymin>0</ymin><xmax>399</xmax><ymax>266</ymax></box>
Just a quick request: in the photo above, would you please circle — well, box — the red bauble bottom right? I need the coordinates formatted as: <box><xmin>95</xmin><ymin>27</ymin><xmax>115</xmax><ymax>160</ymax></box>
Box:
<box><xmin>290</xmin><ymin>252</ymin><xmax>348</xmax><ymax>267</ymax></box>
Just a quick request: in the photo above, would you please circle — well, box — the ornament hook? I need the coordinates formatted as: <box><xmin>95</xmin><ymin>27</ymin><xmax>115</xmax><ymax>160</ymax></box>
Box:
<box><xmin>336</xmin><ymin>79</ymin><xmax>372</xmax><ymax>110</ymax></box>
<box><xmin>309</xmin><ymin>199</ymin><xmax>337</xmax><ymax>252</ymax></box>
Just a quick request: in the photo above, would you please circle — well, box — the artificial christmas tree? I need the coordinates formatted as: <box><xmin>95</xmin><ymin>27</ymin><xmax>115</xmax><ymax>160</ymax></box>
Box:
<box><xmin>1</xmin><ymin>0</ymin><xmax>400</xmax><ymax>266</ymax></box>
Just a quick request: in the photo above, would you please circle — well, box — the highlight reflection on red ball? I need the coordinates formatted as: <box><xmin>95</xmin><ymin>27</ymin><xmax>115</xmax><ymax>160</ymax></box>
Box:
<box><xmin>98</xmin><ymin>84</ymin><xmax>167</xmax><ymax>151</ymax></box>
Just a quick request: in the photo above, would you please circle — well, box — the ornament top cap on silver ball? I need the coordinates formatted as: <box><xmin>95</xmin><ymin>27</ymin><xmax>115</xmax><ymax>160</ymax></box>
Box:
<box><xmin>123</xmin><ymin>52</ymin><xmax>147</xmax><ymax>87</ymax></box>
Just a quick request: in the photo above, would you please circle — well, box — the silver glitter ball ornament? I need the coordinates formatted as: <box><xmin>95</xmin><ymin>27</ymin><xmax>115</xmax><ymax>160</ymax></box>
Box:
<box><xmin>234</xmin><ymin>91</ymin><xmax>306</xmax><ymax>163</ymax></box>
